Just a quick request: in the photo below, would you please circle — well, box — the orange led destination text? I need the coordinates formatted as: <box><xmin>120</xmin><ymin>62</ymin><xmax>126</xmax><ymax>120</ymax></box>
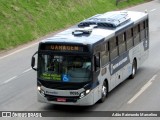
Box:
<box><xmin>50</xmin><ymin>45</ymin><xmax>80</xmax><ymax>51</ymax></box>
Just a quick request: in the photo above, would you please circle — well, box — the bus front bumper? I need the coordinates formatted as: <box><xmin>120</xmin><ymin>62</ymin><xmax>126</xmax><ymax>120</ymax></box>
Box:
<box><xmin>37</xmin><ymin>90</ymin><xmax>94</xmax><ymax>106</ymax></box>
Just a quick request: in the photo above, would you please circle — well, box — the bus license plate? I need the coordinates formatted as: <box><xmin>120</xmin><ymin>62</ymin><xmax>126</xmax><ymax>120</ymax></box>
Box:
<box><xmin>57</xmin><ymin>98</ymin><xmax>66</xmax><ymax>102</ymax></box>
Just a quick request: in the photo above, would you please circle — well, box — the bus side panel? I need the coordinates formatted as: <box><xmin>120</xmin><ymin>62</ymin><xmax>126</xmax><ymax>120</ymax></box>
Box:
<box><xmin>130</xmin><ymin>41</ymin><xmax>149</xmax><ymax>70</ymax></box>
<box><xmin>93</xmin><ymin>65</ymin><xmax>112</xmax><ymax>102</ymax></box>
<box><xmin>99</xmin><ymin>65</ymin><xmax>112</xmax><ymax>92</ymax></box>
<box><xmin>98</xmin><ymin>41</ymin><xmax>149</xmax><ymax>94</ymax></box>
<box><xmin>122</xmin><ymin>63</ymin><xmax>132</xmax><ymax>81</ymax></box>
<box><xmin>140</xmin><ymin>37</ymin><xmax>149</xmax><ymax>65</ymax></box>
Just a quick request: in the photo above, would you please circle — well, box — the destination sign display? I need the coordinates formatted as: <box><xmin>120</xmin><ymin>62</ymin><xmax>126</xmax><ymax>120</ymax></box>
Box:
<box><xmin>41</xmin><ymin>44</ymin><xmax>86</xmax><ymax>52</ymax></box>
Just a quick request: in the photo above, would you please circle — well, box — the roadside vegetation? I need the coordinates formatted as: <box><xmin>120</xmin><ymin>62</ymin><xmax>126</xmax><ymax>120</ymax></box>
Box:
<box><xmin>0</xmin><ymin>0</ymin><xmax>149</xmax><ymax>50</ymax></box>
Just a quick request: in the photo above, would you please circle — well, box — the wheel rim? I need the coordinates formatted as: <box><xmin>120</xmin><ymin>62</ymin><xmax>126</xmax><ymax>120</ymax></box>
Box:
<box><xmin>132</xmin><ymin>64</ymin><xmax>136</xmax><ymax>76</ymax></box>
<box><xmin>102</xmin><ymin>85</ymin><xmax>107</xmax><ymax>97</ymax></box>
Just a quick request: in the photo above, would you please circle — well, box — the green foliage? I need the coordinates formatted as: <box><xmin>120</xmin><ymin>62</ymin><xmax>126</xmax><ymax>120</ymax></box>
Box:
<box><xmin>0</xmin><ymin>0</ymin><xmax>147</xmax><ymax>50</ymax></box>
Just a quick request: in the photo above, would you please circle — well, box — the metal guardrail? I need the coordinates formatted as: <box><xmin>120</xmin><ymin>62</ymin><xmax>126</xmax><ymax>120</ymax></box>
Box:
<box><xmin>116</xmin><ymin>0</ymin><xmax>129</xmax><ymax>6</ymax></box>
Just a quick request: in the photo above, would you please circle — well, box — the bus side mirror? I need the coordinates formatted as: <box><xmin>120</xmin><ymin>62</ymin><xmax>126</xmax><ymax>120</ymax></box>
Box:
<box><xmin>31</xmin><ymin>57</ymin><xmax>35</xmax><ymax>67</ymax></box>
<box><xmin>31</xmin><ymin>51</ymin><xmax>38</xmax><ymax>71</ymax></box>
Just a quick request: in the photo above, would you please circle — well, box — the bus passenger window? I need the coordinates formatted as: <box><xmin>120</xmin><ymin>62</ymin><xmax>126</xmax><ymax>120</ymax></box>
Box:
<box><xmin>109</xmin><ymin>37</ymin><xmax>118</xmax><ymax>61</ymax></box>
<box><xmin>145</xmin><ymin>19</ymin><xmax>149</xmax><ymax>38</ymax></box>
<box><xmin>126</xmin><ymin>29</ymin><xmax>133</xmax><ymax>50</ymax></box>
<box><xmin>140</xmin><ymin>21</ymin><xmax>145</xmax><ymax>40</ymax></box>
<box><xmin>118</xmin><ymin>33</ymin><xmax>126</xmax><ymax>54</ymax></box>
<box><xmin>101</xmin><ymin>42</ymin><xmax>109</xmax><ymax>66</ymax></box>
<box><xmin>133</xmin><ymin>25</ymin><xmax>140</xmax><ymax>45</ymax></box>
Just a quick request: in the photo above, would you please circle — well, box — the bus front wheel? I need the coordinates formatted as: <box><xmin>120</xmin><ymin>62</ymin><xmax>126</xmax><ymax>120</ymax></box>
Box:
<box><xmin>99</xmin><ymin>81</ymin><xmax>107</xmax><ymax>103</ymax></box>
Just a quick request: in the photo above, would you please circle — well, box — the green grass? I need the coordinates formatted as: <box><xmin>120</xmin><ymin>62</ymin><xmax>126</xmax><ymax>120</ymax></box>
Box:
<box><xmin>0</xmin><ymin>0</ymin><xmax>149</xmax><ymax>50</ymax></box>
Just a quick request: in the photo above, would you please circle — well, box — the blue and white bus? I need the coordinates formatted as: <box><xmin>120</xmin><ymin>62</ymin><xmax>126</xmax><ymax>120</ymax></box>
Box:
<box><xmin>31</xmin><ymin>10</ymin><xmax>149</xmax><ymax>106</ymax></box>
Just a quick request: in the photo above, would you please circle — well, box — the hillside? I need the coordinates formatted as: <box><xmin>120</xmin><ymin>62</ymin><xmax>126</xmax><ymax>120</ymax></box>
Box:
<box><xmin>0</xmin><ymin>0</ymin><xmax>148</xmax><ymax>50</ymax></box>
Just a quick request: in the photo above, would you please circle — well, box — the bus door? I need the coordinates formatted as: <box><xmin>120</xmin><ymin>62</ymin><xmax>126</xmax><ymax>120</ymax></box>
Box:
<box><xmin>93</xmin><ymin>53</ymin><xmax>101</xmax><ymax>101</ymax></box>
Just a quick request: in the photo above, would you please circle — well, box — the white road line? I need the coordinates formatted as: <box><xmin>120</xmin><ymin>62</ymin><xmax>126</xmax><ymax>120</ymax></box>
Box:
<box><xmin>3</xmin><ymin>76</ymin><xmax>17</xmax><ymax>84</ymax></box>
<box><xmin>1</xmin><ymin>68</ymin><xmax>32</xmax><ymax>85</ymax></box>
<box><xmin>127</xmin><ymin>75</ymin><xmax>157</xmax><ymax>104</ymax></box>
<box><xmin>22</xmin><ymin>68</ymin><xmax>32</xmax><ymax>74</ymax></box>
<box><xmin>150</xmin><ymin>9</ymin><xmax>156</xmax><ymax>12</ymax></box>
<box><xmin>0</xmin><ymin>42</ymin><xmax>38</xmax><ymax>60</ymax></box>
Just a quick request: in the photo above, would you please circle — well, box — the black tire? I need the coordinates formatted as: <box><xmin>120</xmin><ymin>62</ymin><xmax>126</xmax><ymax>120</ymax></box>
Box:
<box><xmin>129</xmin><ymin>59</ymin><xmax>137</xmax><ymax>79</ymax></box>
<box><xmin>99</xmin><ymin>81</ymin><xmax>107</xmax><ymax>103</ymax></box>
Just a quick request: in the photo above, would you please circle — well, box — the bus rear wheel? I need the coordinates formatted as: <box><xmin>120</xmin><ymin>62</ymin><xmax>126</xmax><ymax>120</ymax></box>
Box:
<box><xmin>129</xmin><ymin>59</ymin><xmax>137</xmax><ymax>79</ymax></box>
<box><xmin>99</xmin><ymin>81</ymin><xmax>107</xmax><ymax>103</ymax></box>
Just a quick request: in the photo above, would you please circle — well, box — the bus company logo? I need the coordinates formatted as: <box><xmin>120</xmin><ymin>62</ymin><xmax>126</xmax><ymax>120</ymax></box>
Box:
<box><xmin>46</xmin><ymin>91</ymin><xmax>58</xmax><ymax>95</ymax></box>
<box><xmin>112</xmin><ymin>57</ymin><xmax>128</xmax><ymax>70</ymax></box>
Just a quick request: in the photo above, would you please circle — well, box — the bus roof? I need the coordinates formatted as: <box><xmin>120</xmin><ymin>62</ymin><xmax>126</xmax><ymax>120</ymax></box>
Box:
<box><xmin>41</xmin><ymin>11</ymin><xmax>148</xmax><ymax>45</ymax></box>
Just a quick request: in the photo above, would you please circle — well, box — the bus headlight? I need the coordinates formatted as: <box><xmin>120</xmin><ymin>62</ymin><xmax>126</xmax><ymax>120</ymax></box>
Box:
<box><xmin>86</xmin><ymin>89</ymin><xmax>90</xmax><ymax>94</ymax></box>
<box><xmin>37</xmin><ymin>86</ymin><xmax>41</xmax><ymax>91</ymax></box>
<box><xmin>79</xmin><ymin>89</ymin><xmax>91</xmax><ymax>99</ymax></box>
<box><xmin>37</xmin><ymin>86</ymin><xmax>45</xmax><ymax>96</ymax></box>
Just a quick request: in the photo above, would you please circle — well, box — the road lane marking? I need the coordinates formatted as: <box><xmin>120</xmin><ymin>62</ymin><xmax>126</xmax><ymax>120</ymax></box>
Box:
<box><xmin>0</xmin><ymin>42</ymin><xmax>38</xmax><ymax>60</ymax></box>
<box><xmin>3</xmin><ymin>76</ymin><xmax>17</xmax><ymax>84</ymax></box>
<box><xmin>1</xmin><ymin>68</ymin><xmax>32</xmax><ymax>85</ymax></box>
<box><xmin>22</xmin><ymin>68</ymin><xmax>32</xmax><ymax>74</ymax></box>
<box><xmin>150</xmin><ymin>9</ymin><xmax>156</xmax><ymax>12</ymax></box>
<box><xmin>127</xmin><ymin>75</ymin><xmax>157</xmax><ymax>104</ymax></box>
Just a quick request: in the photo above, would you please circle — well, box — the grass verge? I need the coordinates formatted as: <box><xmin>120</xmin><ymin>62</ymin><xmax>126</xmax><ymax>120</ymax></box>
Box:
<box><xmin>0</xmin><ymin>0</ymin><xmax>150</xmax><ymax>50</ymax></box>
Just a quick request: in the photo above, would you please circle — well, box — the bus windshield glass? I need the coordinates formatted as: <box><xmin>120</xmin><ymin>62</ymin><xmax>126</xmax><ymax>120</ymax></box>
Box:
<box><xmin>38</xmin><ymin>54</ymin><xmax>91</xmax><ymax>83</ymax></box>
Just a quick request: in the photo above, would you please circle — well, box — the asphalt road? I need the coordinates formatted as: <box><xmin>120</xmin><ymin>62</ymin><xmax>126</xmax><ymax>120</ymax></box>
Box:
<box><xmin>0</xmin><ymin>0</ymin><xmax>160</xmax><ymax>120</ymax></box>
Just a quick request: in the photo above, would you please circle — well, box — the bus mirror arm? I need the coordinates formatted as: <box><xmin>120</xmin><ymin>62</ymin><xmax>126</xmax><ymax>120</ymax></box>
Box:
<box><xmin>31</xmin><ymin>51</ymin><xmax>38</xmax><ymax>71</ymax></box>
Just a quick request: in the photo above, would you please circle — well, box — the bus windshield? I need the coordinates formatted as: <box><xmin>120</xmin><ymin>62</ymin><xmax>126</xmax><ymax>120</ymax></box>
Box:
<box><xmin>38</xmin><ymin>54</ymin><xmax>92</xmax><ymax>83</ymax></box>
